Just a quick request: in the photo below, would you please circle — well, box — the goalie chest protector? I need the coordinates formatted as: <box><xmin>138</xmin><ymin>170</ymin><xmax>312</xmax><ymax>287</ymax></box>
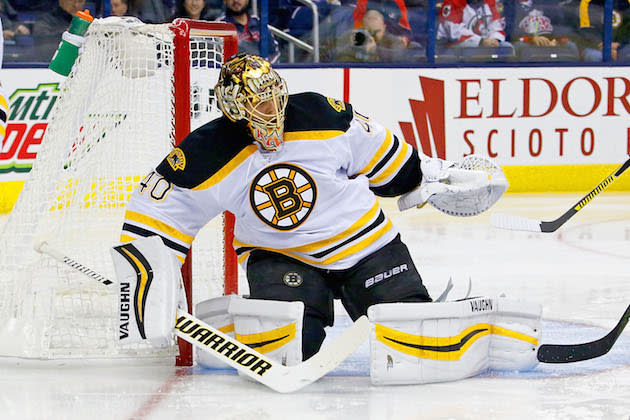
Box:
<box><xmin>124</xmin><ymin>92</ymin><xmax>413</xmax><ymax>270</ymax></box>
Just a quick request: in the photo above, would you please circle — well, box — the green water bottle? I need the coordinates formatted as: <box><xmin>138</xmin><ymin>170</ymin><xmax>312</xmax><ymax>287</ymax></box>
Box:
<box><xmin>49</xmin><ymin>9</ymin><xmax>94</xmax><ymax>76</ymax></box>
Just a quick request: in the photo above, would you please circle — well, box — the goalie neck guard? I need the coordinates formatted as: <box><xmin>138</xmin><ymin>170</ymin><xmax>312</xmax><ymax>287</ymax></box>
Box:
<box><xmin>215</xmin><ymin>53</ymin><xmax>289</xmax><ymax>151</ymax></box>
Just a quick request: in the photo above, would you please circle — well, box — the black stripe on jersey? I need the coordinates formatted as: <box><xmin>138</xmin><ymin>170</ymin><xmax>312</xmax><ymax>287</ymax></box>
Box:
<box><xmin>235</xmin><ymin>246</ymin><xmax>256</xmax><ymax>256</ymax></box>
<box><xmin>0</xmin><ymin>109</ymin><xmax>6</xmax><ymax>123</ymax></box>
<box><xmin>309</xmin><ymin>211</ymin><xmax>386</xmax><ymax>259</ymax></box>
<box><xmin>156</xmin><ymin>117</ymin><xmax>253</xmax><ymax>189</ymax></box>
<box><xmin>284</xmin><ymin>92</ymin><xmax>354</xmax><ymax>133</ymax></box>
<box><xmin>122</xmin><ymin>223</ymin><xmax>190</xmax><ymax>255</ymax></box>
<box><xmin>366</xmin><ymin>135</ymin><xmax>400</xmax><ymax>179</ymax></box>
<box><xmin>370</xmin><ymin>147</ymin><xmax>422</xmax><ymax>197</ymax></box>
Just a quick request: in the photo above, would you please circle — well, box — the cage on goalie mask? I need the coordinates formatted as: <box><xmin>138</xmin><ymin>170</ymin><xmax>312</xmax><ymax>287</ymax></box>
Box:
<box><xmin>215</xmin><ymin>53</ymin><xmax>288</xmax><ymax>151</ymax></box>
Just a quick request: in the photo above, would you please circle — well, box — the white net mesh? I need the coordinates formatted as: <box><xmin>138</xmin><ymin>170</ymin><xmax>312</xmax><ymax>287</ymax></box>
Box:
<box><xmin>0</xmin><ymin>18</ymin><xmax>231</xmax><ymax>360</ymax></box>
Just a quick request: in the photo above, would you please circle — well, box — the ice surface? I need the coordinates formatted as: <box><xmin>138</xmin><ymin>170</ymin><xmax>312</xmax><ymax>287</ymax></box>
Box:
<box><xmin>1</xmin><ymin>193</ymin><xmax>629</xmax><ymax>420</ymax></box>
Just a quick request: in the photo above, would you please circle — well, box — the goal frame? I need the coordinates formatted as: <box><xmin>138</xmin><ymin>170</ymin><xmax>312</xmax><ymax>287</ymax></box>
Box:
<box><xmin>170</xmin><ymin>19</ymin><xmax>239</xmax><ymax>366</ymax></box>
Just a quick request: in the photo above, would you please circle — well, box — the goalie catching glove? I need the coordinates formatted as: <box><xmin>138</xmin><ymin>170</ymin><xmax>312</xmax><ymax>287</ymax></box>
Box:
<box><xmin>111</xmin><ymin>236</ymin><xmax>188</xmax><ymax>348</ymax></box>
<box><xmin>398</xmin><ymin>154</ymin><xmax>508</xmax><ymax>217</ymax></box>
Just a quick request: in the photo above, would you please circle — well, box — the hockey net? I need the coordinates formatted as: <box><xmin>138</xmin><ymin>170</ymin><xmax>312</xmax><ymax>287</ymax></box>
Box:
<box><xmin>0</xmin><ymin>18</ymin><xmax>238</xmax><ymax>364</ymax></box>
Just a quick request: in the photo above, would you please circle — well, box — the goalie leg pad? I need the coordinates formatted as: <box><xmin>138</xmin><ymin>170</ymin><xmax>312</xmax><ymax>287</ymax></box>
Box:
<box><xmin>367</xmin><ymin>297</ymin><xmax>541</xmax><ymax>385</ymax></box>
<box><xmin>195</xmin><ymin>295</ymin><xmax>240</xmax><ymax>369</ymax></box>
<box><xmin>111</xmin><ymin>236</ymin><xmax>185</xmax><ymax>349</ymax></box>
<box><xmin>228</xmin><ymin>298</ymin><xmax>304</xmax><ymax>368</ymax></box>
<box><xmin>489</xmin><ymin>299</ymin><xmax>542</xmax><ymax>371</ymax></box>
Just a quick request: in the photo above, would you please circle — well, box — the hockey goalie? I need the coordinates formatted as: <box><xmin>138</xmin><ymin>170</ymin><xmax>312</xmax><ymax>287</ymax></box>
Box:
<box><xmin>111</xmin><ymin>53</ymin><xmax>539</xmax><ymax>386</ymax></box>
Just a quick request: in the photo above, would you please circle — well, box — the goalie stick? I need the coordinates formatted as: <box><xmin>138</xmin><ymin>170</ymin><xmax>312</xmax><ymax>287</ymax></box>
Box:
<box><xmin>34</xmin><ymin>240</ymin><xmax>369</xmax><ymax>393</ymax></box>
<box><xmin>491</xmin><ymin>156</ymin><xmax>630</xmax><ymax>233</ymax></box>
<box><xmin>537</xmin><ymin>303</ymin><xmax>630</xmax><ymax>363</ymax></box>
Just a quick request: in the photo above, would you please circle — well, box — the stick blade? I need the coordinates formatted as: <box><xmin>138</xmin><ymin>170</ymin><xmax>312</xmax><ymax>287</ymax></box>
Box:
<box><xmin>278</xmin><ymin>315</ymin><xmax>370</xmax><ymax>392</ymax></box>
<box><xmin>490</xmin><ymin>213</ymin><xmax>543</xmax><ymax>232</ymax></box>
<box><xmin>537</xmin><ymin>304</ymin><xmax>630</xmax><ymax>363</ymax></box>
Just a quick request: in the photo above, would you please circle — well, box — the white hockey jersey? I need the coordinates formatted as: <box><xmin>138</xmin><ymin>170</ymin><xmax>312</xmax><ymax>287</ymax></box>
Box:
<box><xmin>121</xmin><ymin>92</ymin><xmax>421</xmax><ymax>270</ymax></box>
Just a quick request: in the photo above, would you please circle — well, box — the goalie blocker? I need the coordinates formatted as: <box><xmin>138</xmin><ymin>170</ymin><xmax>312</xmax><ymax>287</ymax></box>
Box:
<box><xmin>368</xmin><ymin>297</ymin><xmax>541</xmax><ymax>385</ymax></box>
<box><xmin>111</xmin><ymin>236</ymin><xmax>187</xmax><ymax>348</ymax></box>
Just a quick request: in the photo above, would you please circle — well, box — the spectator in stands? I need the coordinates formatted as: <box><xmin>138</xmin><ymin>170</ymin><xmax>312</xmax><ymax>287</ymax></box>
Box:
<box><xmin>352</xmin><ymin>0</ymin><xmax>412</xmax><ymax>38</ymax></box>
<box><xmin>33</xmin><ymin>0</ymin><xmax>85</xmax><ymax>37</ymax></box>
<box><xmin>130</xmin><ymin>0</ymin><xmax>169</xmax><ymax>23</ymax></box>
<box><xmin>575</xmin><ymin>0</ymin><xmax>630</xmax><ymax>61</ymax></box>
<box><xmin>170</xmin><ymin>0</ymin><xmax>221</xmax><ymax>21</ymax></box>
<box><xmin>512</xmin><ymin>0</ymin><xmax>579</xmax><ymax>61</ymax></box>
<box><xmin>32</xmin><ymin>0</ymin><xmax>86</xmax><ymax>59</ymax></box>
<box><xmin>0</xmin><ymin>0</ymin><xmax>30</xmax><ymax>40</ymax></box>
<box><xmin>215</xmin><ymin>0</ymin><xmax>281</xmax><ymax>63</ymax></box>
<box><xmin>437</xmin><ymin>0</ymin><xmax>514</xmax><ymax>60</ymax></box>
<box><xmin>9</xmin><ymin>0</ymin><xmax>56</xmax><ymax>12</ymax></box>
<box><xmin>267</xmin><ymin>0</ymin><xmax>297</xmax><ymax>31</ymax></box>
<box><xmin>287</xmin><ymin>0</ymin><xmax>351</xmax><ymax>62</ymax></box>
<box><xmin>110</xmin><ymin>0</ymin><xmax>131</xmax><ymax>16</ymax></box>
<box><xmin>325</xmin><ymin>8</ymin><xmax>424</xmax><ymax>62</ymax></box>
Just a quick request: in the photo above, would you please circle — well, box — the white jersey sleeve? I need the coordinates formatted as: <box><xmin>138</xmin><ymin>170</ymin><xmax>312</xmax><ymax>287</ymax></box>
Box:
<box><xmin>343</xmin><ymin>110</ymin><xmax>418</xmax><ymax>197</ymax></box>
<box><xmin>121</xmin><ymin>169</ymin><xmax>223</xmax><ymax>264</ymax></box>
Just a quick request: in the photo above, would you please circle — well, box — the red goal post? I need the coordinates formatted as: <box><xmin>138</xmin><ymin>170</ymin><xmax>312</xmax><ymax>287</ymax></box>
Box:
<box><xmin>170</xmin><ymin>19</ymin><xmax>239</xmax><ymax>365</ymax></box>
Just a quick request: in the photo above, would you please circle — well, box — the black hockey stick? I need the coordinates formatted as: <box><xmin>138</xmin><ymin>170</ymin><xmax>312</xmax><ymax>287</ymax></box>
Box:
<box><xmin>491</xmin><ymin>156</ymin><xmax>630</xmax><ymax>233</ymax></box>
<box><xmin>537</xmin><ymin>304</ymin><xmax>630</xmax><ymax>363</ymax></box>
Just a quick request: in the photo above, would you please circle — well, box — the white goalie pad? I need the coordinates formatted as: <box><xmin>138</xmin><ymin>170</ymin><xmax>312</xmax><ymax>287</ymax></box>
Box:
<box><xmin>111</xmin><ymin>236</ymin><xmax>186</xmax><ymax>349</ymax></box>
<box><xmin>195</xmin><ymin>295</ymin><xmax>240</xmax><ymax>369</ymax></box>
<box><xmin>398</xmin><ymin>155</ymin><xmax>508</xmax><ymax>217</ymax></box>
<box><xmin>368</xmin><ymin>297</ymin><xmax>541</xmax><ymax>385</ymax></box>
<box><xmin>229</xmin><ymin>298</ymin><xmax>304</xmax><ymax>368</ymax></box>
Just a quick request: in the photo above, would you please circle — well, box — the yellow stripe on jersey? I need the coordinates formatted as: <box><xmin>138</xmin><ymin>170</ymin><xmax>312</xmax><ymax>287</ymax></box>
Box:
<box><xmin>356</xmin><ymin>129</ymin><xmax>393</xmax><ymax>176</ymax></box>
<box><xmin>284</xmin><ymin>130</ymin><xmax>346</xmax><ymax>141</ymax></box>
<box><xmin>370</xmin><ymin>140</ymin><xmax>410</xmax><ymax>185</ymax></box>
<box><xmin>287</xmin><ymin>202</ymin><xmax>380</xmax><ymax>253</ymax></box>
<box><xmin>233</xmin><ymin>201</ymin><xmax>380</xmax><ymax>254</ymax></box>
<box><xmin>235</xmin><ymin>219</ymin><xmax>393</xmax><ymax>267</ymax></box>
<box><xmin>120</xmin><ymin>233</ymin><xmax>138</xmax><ymax>243</ymax></box>
<box><xmin>314</xmin><ymin>219</ymin><xmax>392</xmax><ymax>266</ymax></box>
<box><xmin>124</xmin><ymin>210</ymin><xmax>194</xmax><ymax>245</ymax></box>
<box><xmin>237</xmin><ymin>250</ymin><xmax>251</xmax><ymax>265</ymax></box>
<box><xmin>119</xmin><ymin>232</ymin><xmax>186</xmax><ymax>264</ymax></box>
<box><xmin>193</xmin><ymin>145</ymin><xmax>258</xmax><ymax>191</ymax></box>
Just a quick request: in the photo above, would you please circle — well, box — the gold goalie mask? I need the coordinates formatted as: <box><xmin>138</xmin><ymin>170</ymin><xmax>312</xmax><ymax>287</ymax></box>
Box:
<box><xmin>215</xmin><ymin>53</ymin><xmax>288</xmax><ymax>151</ymax></box>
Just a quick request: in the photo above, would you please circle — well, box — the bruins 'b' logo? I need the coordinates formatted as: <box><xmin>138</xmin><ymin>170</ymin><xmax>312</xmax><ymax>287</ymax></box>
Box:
<box><xmin>166</xmin><ymin>148</ymin><xmax>186</xmax><ymax>171</ymax></box>
<box><xmin>326</xmin><ymin>97</ymin><xmax>346</xmax><ymax>113</ymax></box>
<box><xmin>250</xmin><ymin>163</ymin><xmax>317</xmax><ymax>231</ymax></box>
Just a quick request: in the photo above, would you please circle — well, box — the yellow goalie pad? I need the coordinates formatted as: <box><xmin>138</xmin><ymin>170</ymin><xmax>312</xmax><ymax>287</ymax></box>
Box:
<box><xmin>368</xmin><ymin>297</ymin><xmax>541</xmax><ymax>385</ymax></box>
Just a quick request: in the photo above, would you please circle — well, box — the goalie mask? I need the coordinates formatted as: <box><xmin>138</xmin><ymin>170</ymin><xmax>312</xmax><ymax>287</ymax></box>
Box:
<box><xmin>216</xmin><ymin>54</ymin><xmax>288</xmax><ymax>151</ymax></box>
